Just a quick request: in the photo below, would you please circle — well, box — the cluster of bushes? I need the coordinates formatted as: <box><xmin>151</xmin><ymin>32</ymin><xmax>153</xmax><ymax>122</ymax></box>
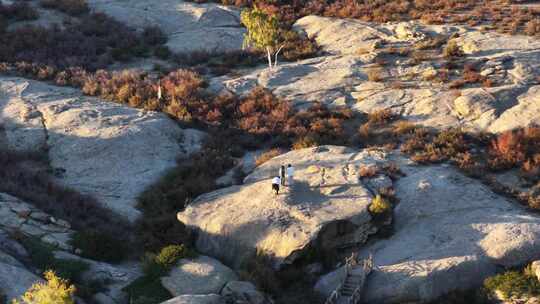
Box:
<box><xmin>17</xmin><ymin>236</ymin><xmax>105</xmax><ymax>301</ymax></box>
<box><xmin>483</xmin><ymin>264</ymin><xmax>540</xmax><ymax>301</ymax></box>
<box><xmin>0</xmin><ymin>11</ymin><xmax>168</xmax><ymax>71</ymax></box>
<box><xmin>195</xmin><ymin>0</ymin><xmax>539</xmax><ymax>37</ymax></box>
<box><xmin>124</xmin><ymin>245</ymin><xmax>196</xmax><ymax>304</ymax></box>
<box><xmin>488</xmin><ymin>127</ymin><xmax>540</xmax><ymax>178</ymax></box>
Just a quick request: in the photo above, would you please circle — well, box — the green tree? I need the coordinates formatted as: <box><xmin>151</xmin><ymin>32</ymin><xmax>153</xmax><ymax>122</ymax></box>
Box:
<box><xmin>241</xmin><ymin>7</ymin><xmax>283</xmax><ymax>70</ymax></box>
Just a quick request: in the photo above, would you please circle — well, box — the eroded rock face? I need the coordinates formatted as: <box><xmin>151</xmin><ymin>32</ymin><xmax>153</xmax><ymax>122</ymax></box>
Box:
<box><xmin>0</xmin><ymin>77</ymin><xmax>203</xmax><ymax>220</ymax></box>
<box><xmin>161</xmin><ymin>255</ymin><xmax>237</xmax><ymax>297</ymax></box>
<box><xmin>0</xmin><ymin>193</ymin><xmax>73</xmax><ymax>251</ymax></box>
<box><xmin>316</xmin><ymin>157</ymin><xmax>540</xmax><ymax>303</ymax></box>
<box><xmin>179</xmin><ymin>146</ymin><xmax>390</xmax><ymax>269</ymax></box>
<box><xmin>86</xmin><ymin>0</ymin><xmax>245</xmax><ymax>54</ymax></box>
<box><xmin>217</xmin><ymin>16</ymin><xmax>540</xmax><ymax>133</ymax></box>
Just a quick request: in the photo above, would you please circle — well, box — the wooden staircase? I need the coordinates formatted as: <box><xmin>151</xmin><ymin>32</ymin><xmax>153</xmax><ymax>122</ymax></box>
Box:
<box><xmin>325</xmin><ymin>253</ymin><xmax>373</xmax><ymax>304</ymax></box>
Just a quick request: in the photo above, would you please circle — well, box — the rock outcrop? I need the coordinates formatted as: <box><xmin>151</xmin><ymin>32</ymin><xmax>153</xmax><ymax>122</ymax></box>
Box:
<box><xmin>0</xmin><ymin>193</ymin><xmax>73</xmax><ymax>251</ymax></box>
<box><xmin>216</xmin><ymin>16</ymin><xmax>540</xmax><ymax>133</ymax></box>
<box><xmin>179</xmin><ymin>146</ymin><xmax>391</xmax><ymax>269</ymax></box>
<box><xmin>0</xmin><ymin>77</ymin><xmax>203</xmax><ymax>220</ymax></box>
<box><xmin>86</xmin><ymin>0</ymin><xmax>245</xmax><ymax>54</ymax></box>
<box><xmin>161</xmin><ymin>255</ymin><xmax>238</xmax><ymax>297</ymax></box>
<box><xmin>316</xmin><ymin>156</ymin><xmax>540</xmax><ymax>303</ymax></box>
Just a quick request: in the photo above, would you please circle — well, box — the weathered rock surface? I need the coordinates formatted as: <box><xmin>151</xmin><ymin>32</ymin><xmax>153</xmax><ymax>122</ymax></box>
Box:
<box><xmin>161</xmin><ymin>255</ymin><xmax>238</xmax><ymax>297</ymax></box>
<box><xmin>161</xmin><ymin>295</ymin><xmax>225</xmax><ymax>304</ymax></box>
<box><xmin>53</xmin><ymin>251</ymin><xmax>141</xmax><ymax>303</ymax></box>
<box><xmin>179</xmin><ymin>146</ymin><xmax>391</xmax><ymax>269</ymax></box>
<box><xmin>316</xmin><ymin>157</ymin><xmax>540</xmax><ymax>303</ymax></box>
<box><xmin>86</xmin><ymin>0</ymin><xmax>245</xmax><ymax>54</ymax></box>
<box><xmin>0</xmin><ymin>193</ymin><xmax>73</xmax><ymax>251</ymax></box>
<box><xmin>0</xmin><ymin>260</ymin><xmax>41</xmax><ymax>302</ymax></box>
<box><xmin>0</xmin><ymin>77</ymin><xmax>203</xmax><ymax>220</ymax></box>
<box><xmin>217</xmin><ymin>16</ymin><xmax>540</xmax><ymax>132</ymax></box>
<box><xmin>221</xmin><ymin>281</ymin><xmax>269</xmax><ymax>304</ymax></box>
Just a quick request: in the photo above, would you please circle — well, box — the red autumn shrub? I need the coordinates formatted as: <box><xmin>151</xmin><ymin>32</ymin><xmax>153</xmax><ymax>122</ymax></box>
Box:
<box><xmin>488</xmin><ymin>128</ymin><xmax>530</xmax><ymax>170</ymax></box>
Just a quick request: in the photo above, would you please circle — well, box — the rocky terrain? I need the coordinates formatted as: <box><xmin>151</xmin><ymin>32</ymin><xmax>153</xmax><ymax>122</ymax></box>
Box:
<box><xmin>179</xmin><ymin>146</ymin><xmax>390</xmax><ymax>269</ymax></box>
<box><xmin>215</xmin><ymin>16</ymin><xmax>540</xmax><ymax>133</ymax></box>
<box><xmin>0</xmin><ymin>76</ymin><xmax>203</xmax><ymax>220</ymax></box>
<box><xmin>1</xmin><ymin>0</ymin><xmax>540</xmax><ymax>303</ymax></box>
<box><xmin>87</xmin><ymin>0</ymin><xmax>245</xmax><ymax>54</ymax></box>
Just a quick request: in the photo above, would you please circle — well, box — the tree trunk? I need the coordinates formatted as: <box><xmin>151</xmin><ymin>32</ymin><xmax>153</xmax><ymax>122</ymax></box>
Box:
<box><xmin>266</xmin><ymin>47</ymin><xmax>272</xmax><ymax>70</ymax></box>
<box><xmin>274</xmin><ymin>45</ymin><xmax>284</xmax><ymax>68</ymax></box>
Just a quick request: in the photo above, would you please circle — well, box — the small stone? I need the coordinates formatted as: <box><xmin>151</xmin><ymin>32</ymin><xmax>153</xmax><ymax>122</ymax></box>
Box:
<box><xmin>480</xmin><ymin>68</ymin><xmax>494</xmax><ymax>76</ymax></box>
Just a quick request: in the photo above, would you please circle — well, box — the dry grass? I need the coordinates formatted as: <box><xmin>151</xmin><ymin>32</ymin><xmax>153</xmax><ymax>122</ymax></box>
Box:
<box><xmin>255</xmin><ymin>148</ymin><xmax>286</xmax><ymax>166</ymax></box>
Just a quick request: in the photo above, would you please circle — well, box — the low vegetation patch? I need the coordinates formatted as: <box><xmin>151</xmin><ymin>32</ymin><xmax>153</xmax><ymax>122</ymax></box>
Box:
<box><xmin>40</xmin><ymin>0</ymin><xmax>89</xmax><ymax>16</ymax></box>
<box><xmin>70</xmin><ymin>230</ymin><xmax>129</xmax><ymax>263</ymax></box>
<box><xmin>369</xmin><ymin>194</ymin><xmax>392</xmax><ymax>214</ymax></box>
<box><xmin>13</xmin><ymin>270</ymin><xmax>76</xmax><ymax>304</ymax></box>
<box><xmin>484</xmin><ymin>265</ymin><xmax>540</xmax><ymax>300</ymax></box>
<box><xmin>17</xmin><ymin>236</ymin><xmax>105</xmax><ymax>301</ymax></box>
<box><xmin>124</xmin><ymin>244</ymin><xmax>195</xmax><ymax>304</ymax></box>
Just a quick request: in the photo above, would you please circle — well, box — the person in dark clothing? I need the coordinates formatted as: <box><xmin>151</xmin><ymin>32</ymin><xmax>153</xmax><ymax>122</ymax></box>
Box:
<box><xmin>279</xmin><ymin>165</ymin><xmax>286</xmax><ymax>186</ymax></box>
<box><xmin>272</xmin><ymin>176</ymin><xmax>281</xmax><ymax>195</ymax></box>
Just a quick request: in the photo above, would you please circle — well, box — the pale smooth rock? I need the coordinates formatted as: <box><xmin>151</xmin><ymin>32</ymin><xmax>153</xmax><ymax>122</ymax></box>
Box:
<box><xmin>161</xmin><ymin>255</ymin><xmax>237</xmax><ymax>297</ymax></box>
<box><xmin>316</xmin><ymin>158</ymin><xmax>540</xmax><ymax>303</ymax></box>
<box><xmin>86</xmin><ymin>0</ymin><xmax>245</xmax><ymax>54</ymax></box>
<box><xmin>179</xmin><ymin>146</ymin><xmax>388</xmax><ymax>268</ymax></box>
<box><xmin>0</xmin><ymin>77</ymin><xmax>203</xmax><ymax>221</ymax></box>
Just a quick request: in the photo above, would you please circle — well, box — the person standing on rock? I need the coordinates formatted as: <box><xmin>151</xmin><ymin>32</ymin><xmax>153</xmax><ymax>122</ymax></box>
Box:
<box><xmin>279</xmin><ymin>165</ymin><xmax>286</xmax><ymax>186</ymax></box>
<box><xmin>272</xmin><ymin>176</ymin><xmax>281</xmax><ymax>195</ymax></box>
<box><xmin>286</xmin><ymin>164</ymin><xmax>294</xmax><ymax>186</ymax></box>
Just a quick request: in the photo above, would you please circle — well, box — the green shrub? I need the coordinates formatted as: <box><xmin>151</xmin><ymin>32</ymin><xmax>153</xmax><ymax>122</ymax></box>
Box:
<box><xmin>54</xmin><ymin>259</ymin><xmax>90</xmax><ymax>283</ymax></box>
<box><xmin>484</xmin><ymin>269</ymin><xmax>540</xmax><ymax>300</ymax></box>
<box><xmin>70</xmin><ymin>230</ymin><xmax>128</xmax><ymax>263</ymax></box>
<box><xmin>123</xmin><ymin>276</ymin><xmax>172</xmax><ymax>304</ymax></box>
<box><xmin>143</xmin><ymin>244</ymin><xmax>197</xmax><ymax>278</ymax></box>
<box><xmin>368</xmin><ymin>195</ymin><xmax>391</xmax><ymax>214</ymax></box>
<box><xmin>20</xmin><ymin>237</ymin><xmax>56</xmax><ymax>271</ymax></box>
<box><xmin>13</xmin><ymin>270</ymin><xmax>76</xmax><ymax>304</ymax></box>
<box><xmin>443</xmin><ymin>40</ymin><xmax>464</xmax><ymax>58</ymax></box>
<box><xmin>155</xmin><ymin>244</ymin><xmax>196</xmax><ymax>269</ymax></box>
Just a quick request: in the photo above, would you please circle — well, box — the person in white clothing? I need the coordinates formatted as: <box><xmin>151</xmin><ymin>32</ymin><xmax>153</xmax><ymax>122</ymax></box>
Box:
<box><xmin>286</xmin><ymin>164</ymin><xmax>294</xmax><ymax>186</ymax></box>
<box><xmin>271</xmin><ymin>176</ymin><xmax>281</xmax><ymax>195</ymax></box>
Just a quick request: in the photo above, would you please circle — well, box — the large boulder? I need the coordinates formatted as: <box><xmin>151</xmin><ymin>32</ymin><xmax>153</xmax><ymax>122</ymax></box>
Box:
<box><xmin>86</xmin><ymin>0</ymin><xmax>245</xmax><ymax>54</ymax></box>
<box><xmin>0</xmin><ymin>77</ymin><xmax>203</xmax><ymax>220</ymax></box>
<box><xmin>316</xmin><ymin>157</ymin><xmax>540</xmax><ymax>303</ymax></box>
<box><xmin>161</xmin><ymin>255</ymin><xmax>238</xmax><ymax>297</ymax></box>
<box><xmin>178</xmin><ymin>146</ymin><xmax>389</xmax><ymax>269</ymax></box>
